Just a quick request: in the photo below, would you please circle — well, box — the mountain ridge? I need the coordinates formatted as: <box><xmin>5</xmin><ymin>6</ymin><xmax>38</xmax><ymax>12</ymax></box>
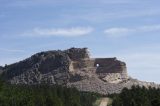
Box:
<box><xmin>0</xmin><ymin>47</ymin><xmax>159</xmax><ymax>94</ymax></box>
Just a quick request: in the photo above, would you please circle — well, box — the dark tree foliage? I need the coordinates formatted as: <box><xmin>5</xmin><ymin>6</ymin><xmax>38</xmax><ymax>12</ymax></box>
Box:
<box><xmin>111</xmin><ymin>85</ymin><xmax>160</xmax><ymax>106</ymax></box>
<box><xmin>0</xmin><ymin>81</ymin><xmax>100</xmax><ymax>106</ymax></box>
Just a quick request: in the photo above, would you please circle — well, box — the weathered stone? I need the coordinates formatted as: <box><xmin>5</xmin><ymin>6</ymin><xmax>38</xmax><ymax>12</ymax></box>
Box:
<box><xmin>0</xmin><ymin>66</ymin><xmax>4</xmax><ymax>74</ymax></box>
<box><xmin>65</xmin><ymin>47</ymin><xmax>90</xmax><ymax>61</ymax></box>
<box><xmin>1</xmin><ymin>47</ymin><xmax>159</xmax><ymax>94</ymax></box>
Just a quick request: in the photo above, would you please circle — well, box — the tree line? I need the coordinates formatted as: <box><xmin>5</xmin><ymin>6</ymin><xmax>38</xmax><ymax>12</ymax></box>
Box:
<box><xmin>0</xmin><ymin>80</ymin><xmax>100</xmax><ymax>106</ymax></box>
<box><xmin>1</xmin><ymin>79</ymin><xmax>160</xmax><ymax>106</ymax></box>
<box><xmin>111</xmin><ymin>86</ymin><xmax>160</xmax><ymax>106</ymax></box>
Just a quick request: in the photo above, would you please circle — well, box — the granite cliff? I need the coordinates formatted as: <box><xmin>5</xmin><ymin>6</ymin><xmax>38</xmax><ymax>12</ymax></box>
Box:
<box><xmin>1</xmin><ymin>48</ymin><xmax>159</xmax><ymax>94</ymax></box>
<box><xmin>0</xmin><ymin>66</ymin><xmax>3</xmax><ymax>74</ymax></box>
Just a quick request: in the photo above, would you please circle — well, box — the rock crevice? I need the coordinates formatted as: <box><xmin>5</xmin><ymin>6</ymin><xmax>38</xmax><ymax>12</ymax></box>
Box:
<box><xmin>1</xmin><ymin>47</ymin><xmax>159</xmax><ymax>94</ymax></box>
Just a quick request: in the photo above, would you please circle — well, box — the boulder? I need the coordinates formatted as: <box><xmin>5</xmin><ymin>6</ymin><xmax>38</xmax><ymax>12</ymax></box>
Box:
<box><xmin>1</xmin><ymin>47</ymin><xmax>159</xmax><ymax>94</ymax></box>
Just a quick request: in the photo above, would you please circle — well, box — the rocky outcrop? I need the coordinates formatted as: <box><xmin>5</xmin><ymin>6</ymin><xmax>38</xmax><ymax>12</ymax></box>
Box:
<box><xmin>1</xmin><ymin>47</ymin><xmax>159</xmax><ymax>94</ymax></box>
<box><xmin>0</xmin><ymin>66</ymin><xmax>3</xmax><ymax>74</ymax></box>
<box><xmin>2</xmin><ymin>50</ymin><xmax>71</xmax><ymax>85</ymax></box>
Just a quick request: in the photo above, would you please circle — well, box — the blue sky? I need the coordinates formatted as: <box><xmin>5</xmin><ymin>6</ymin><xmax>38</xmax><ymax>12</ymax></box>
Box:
<box><xmin>1</xmin><ymin>0</ymin><xmax>160</xmax><ymax>83</ymax></box>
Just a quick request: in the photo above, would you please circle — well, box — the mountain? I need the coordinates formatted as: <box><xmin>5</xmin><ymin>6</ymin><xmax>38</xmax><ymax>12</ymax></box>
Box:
<box><xmin>1</xmin><ymin>47</ymin><xmax>159</xmax><ymax>94</ymax></box>
<box><xmin>0</xmin><ymin>66</ymin><xmax>4</xmax><ymax>74</ymax></box>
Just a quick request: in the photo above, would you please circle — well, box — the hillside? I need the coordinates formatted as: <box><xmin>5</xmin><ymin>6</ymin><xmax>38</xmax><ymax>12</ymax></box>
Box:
<box><xmin>0</xmin><ymin>81</ymin><xmax>100</xmax><ymax>106</ymax></box>
<box><xmin>111</xmin><ymin>86</ymin><xmax>160</xmax><ymax>106</ymax></box>
<box><xmin>1</xmin><ymin>80</ymin><xmax>160</xmax><ymax>106</ymax></box>
<box><xmin>0</xmin><ymin>48</ymin><xmax>159</xmax><ymax>94</ymax></box>
<box><xmin>0</xmin><ymin>66</ymin><xmax>3</xmax><ymax>74</ymax></box>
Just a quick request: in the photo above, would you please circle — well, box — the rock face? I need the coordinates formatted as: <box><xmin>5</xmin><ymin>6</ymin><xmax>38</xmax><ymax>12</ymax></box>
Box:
<box><xmin>1</xmin><ymin>48</ymin><xmax>160</xmax><ymax>94</ymax></box>
<box><xmin>0</xmin><ymin>66</ymin><xmax>3</xmax><ymax>74</ymax></box>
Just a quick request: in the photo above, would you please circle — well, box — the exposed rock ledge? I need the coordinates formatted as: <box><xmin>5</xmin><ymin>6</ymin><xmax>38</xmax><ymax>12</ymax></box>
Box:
<box><xmin>0</xmin><ymin>66</ymin><xmax>4</xmax><ymax>74</ymax></box>
<box><xmin>1</xmin><ymin>47</ymin><xmax>159</xmax><ymax>94</ymax></box>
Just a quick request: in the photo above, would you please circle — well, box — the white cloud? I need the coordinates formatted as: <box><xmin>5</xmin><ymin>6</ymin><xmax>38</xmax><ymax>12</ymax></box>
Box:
<box><xmin>22</xmin><ymin>27</ymin><xmax>93</xmax><ymax>37</ymax></box>
<box><xmin>104</xmin><ymin>28</ymin><xmax>133</xmax><ymax>37</ymax></box>
<box><xmin>139</xmin><ymin>25</ymin><xmax>160</xmax><ymax>32</ymax></box>
<box><xmin>104</xmin><ymin>25</ymin><xmax>160</xmax><ymax>38</ymax></box>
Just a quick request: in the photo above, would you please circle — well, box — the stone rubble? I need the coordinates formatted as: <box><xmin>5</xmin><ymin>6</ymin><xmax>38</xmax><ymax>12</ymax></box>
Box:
<box><xmin>1</xmin><ymin>47</ymin><xmax>159</xmax><ymax>94</ymax></box>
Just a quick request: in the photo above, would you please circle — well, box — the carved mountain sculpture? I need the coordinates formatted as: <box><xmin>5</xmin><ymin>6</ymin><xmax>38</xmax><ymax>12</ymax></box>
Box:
<box><xmin>1</xmin><ymin>48</ymin><xmax>159</xmax><ymax>94</ymax></box>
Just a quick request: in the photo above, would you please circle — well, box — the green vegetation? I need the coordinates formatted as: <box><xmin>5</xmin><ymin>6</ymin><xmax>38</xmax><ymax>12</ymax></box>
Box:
<box><xmin>111</xmin><ymin>86</ymin><xmax>160</xmax><ymax>106</ymax></box>
<box><xmin>0</xmin><ymin>81</ymin><xmax>100</xmax><ymax>106</ymax></box>
<box><xmin>1</xmin><ymin>79</ymin><xmax>160</xmax><ymax>106</ymax></box>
